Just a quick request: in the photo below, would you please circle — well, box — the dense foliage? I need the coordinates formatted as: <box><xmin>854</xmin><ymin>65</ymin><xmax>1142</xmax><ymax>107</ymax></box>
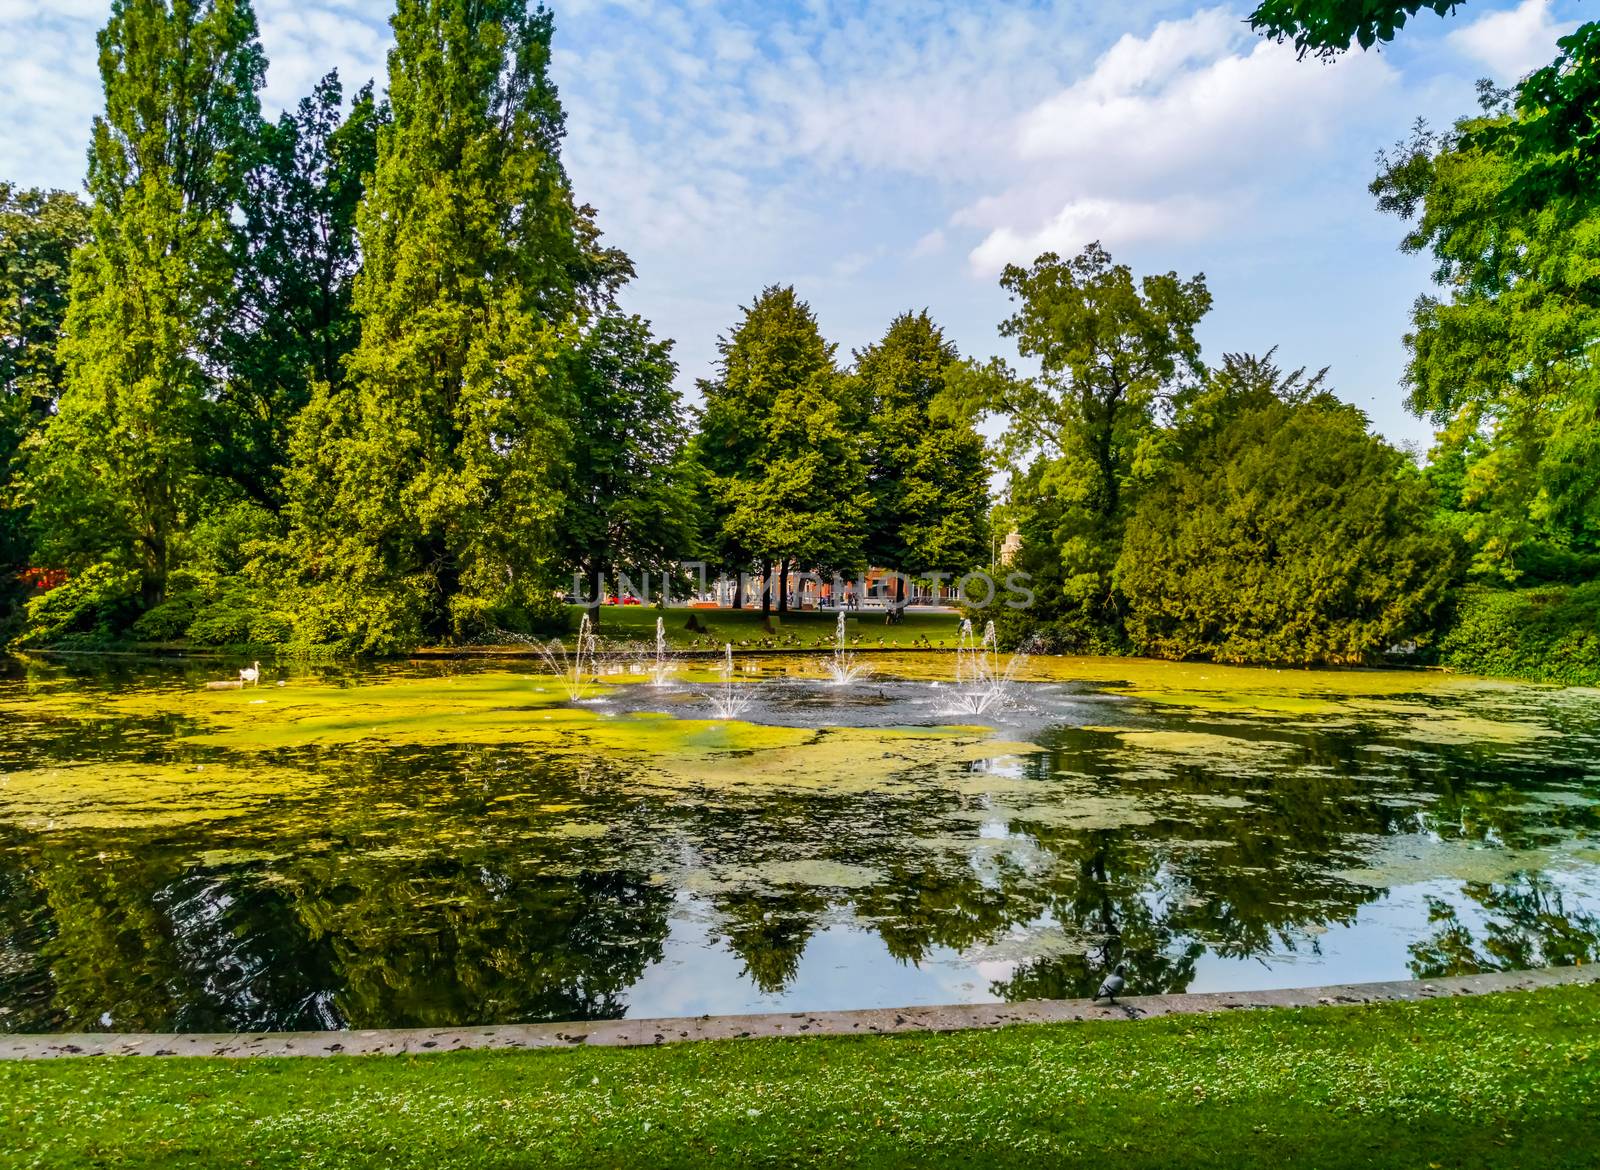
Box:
<box><xmin>1372</xmin><ymin>86</ymin><xmax>1600</xmax><ymax>581</ymax></box>
<box><xmin>0</xmin><ymin>0</ymin><xmax>998</xmax><ymax>654</ymax></box>
<box><xmin>967</xmin><ymin>244</ymin><xmax>1210</xmax><ymax>648</ymax></box>
<box><xmin>22</xmin><ymin>0</ymin><xmax>265</xmax><ymax>608</ymax></box>
<box><xmin>1117</xmin><ymin>354</ymin><xmax>1457</xmax><ymax>664</ymax></box>
<box><xmin>0</xmin><ymin>185</ymin><xmax>89</xmax><ymax>632</ymax></box>
<box><xmin>856</xmin><ymin>312</ymin><xmax>991</xmax><ymax>597</ymax></box>
<box><xmin>282</xmin><ymin>0</ymin><xmax>633</xmax><ymax>651</ymax></box>
<box><xmin>0</xmin><ymin>0</ymin><xmax>1593</xmax><ymax>677</ymax></box>
<box><xmin>697</xmin><ymin>286</ymin><xmax>865</xmax><ymax>615</ymax></box>
<box><xmin>1437</xmin><ymin>582</ymin><xmax>1600</xmax><ymax>686</ymax></box>
<box><xmin>555</xmin><ymin>313</ymin><xmax>695</xmax><ymax>629</ymax></box>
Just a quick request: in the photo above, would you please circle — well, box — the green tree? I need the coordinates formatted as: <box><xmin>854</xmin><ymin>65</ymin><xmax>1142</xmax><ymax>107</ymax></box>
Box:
<box><xmin>285</xmin><ymin>0</ymin><xmax>630</xmax><ymax>650</ymax></box>
<box><xmin>854</xmin><ymin>312</ymin><xmax>990</xmax><ymax>608</ymax></box>
<box><xmin>0</xmin><ymin>185</ymin><xmax>89</xmax><ymax>615</ymax></box>
<box><xmin>218</xmin><ymin>72</ymin><xmax>384</xmax><ymax>510</ymax></box>
<box><xmin>1116</xmin><ymin>351</ymin><xmax>1458</xmax><ymax>664</ymax></box>
<box><xmin>556</xmin><ymin>314</ymin><xmax>695</xmax><ymax>630</ymax></box>
<box><xmin>1248</xmin><ymin>1</ymin><xmax>1466</xmax><ymax>54</ymax></box>
<box><xmin>1371</xmin><ymin>88</ymin><xmax>1600</xmax><ymax>579</ymax></box>
<box><xmin>975</xmin><ymin>243</ymin><xmax>1211</xmax><ymax>644</ymax></box>
<box><xmin>21</xmin><ymin>0</ymin><xmax>265</xmax><ymax>607</ymax></box>
<box><xmin>697</xmin><ymin>286</ymin><xmax>865</xmax><ymax>617</ymax></box>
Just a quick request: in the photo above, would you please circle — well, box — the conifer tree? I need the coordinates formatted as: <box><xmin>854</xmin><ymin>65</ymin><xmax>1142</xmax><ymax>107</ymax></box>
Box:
<box><xmin>698</xmin><ymin>287</ymin><xmax>865</xmax><ymax>617</ymax></box>
<box><xmin>23</xmin><ymin>0</ymin><xmax>265</xmax><ymax>605</ymax></box>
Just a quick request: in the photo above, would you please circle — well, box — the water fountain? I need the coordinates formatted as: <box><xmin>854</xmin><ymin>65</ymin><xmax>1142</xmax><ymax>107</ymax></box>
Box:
<box><xmin>537</xmin><ymin>612</ymin><xmax>602</xmax><ymax>701</ymax></box>
<box><xmin>707</xmin><ymin>642</ymin><xmax>754</xmax><ymax>719</ymax></box>
<box><xmin>648</xmin><ymin>616</ymin><xmax>678</xmax><ymax>687</ymax></box>
<box><xmin>823</xmin><ymin>610</ymin><xmax>871</xmax><ymax>686</ymax></box>
<box><xmin>944</xmin><ymin>619</ymin><xmax>1030</xmax><ymax>716</ymax></box>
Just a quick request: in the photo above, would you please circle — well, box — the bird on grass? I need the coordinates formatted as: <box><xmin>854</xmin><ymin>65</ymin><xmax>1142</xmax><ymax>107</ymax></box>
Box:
<box><xmin>1094</xmin><ymin>963</ymin><xmax>1127</xmax><ymax>1005</ymax></box>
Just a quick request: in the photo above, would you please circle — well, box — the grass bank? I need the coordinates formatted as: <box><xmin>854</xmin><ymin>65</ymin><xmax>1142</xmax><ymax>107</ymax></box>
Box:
<box><xmin>4</xmin><ymin>985</ymin><xmax>1597</xmax><ymax>1169</ymax></box>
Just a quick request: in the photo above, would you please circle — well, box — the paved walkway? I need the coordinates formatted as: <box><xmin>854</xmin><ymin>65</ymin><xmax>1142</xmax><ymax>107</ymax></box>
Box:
<box><xmin>4</xmin><ymin>966</ymin><xmax>1594</xmax><ymax>1060</ymax></box>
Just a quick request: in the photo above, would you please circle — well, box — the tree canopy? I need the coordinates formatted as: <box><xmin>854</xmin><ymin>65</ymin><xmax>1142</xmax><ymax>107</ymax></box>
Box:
<box><xmin>1248</xmin><ymin>1</ymin><xmax>1466</xmax><ymax>55</ymax></box>
<box><xmin>971</xmin><ymin>243</ymin><xmax>1211</xmax><ymax>643</ymax></box>
<box><xmin>0</xmin><ymin>186</ymin><xmax>90</xmax><ymax>615</ymax></box>
<box><xmin>217</xmin><ymin>71</ymin><xmax>383</xmax><ymax>510</ymax></box>
<box><xmin>283</xmin><ymin>0</ymin><xmax>632</xmax><ymax>650</ymax></box>
<box><xmin>697</xmin><ymin>286</ymin><xmax>866</xmax><ymax>614</ymax></box>
<box><xmin>21</xmin><ymin>0</ymin><xmax>266</xmax><ymax>605</ymax></box>
<box><xmin>1116</xmin><ymin>352</ymin><xmax>1458</xmax><ymax>664</ymax></box>
<box><xmin>555</xmin><ymin>313</ymin><xmax>695</xmax><ymax>627</ymax></box>
<box><xmin>1371</xmin><ymin>85</ymin><xmax>1600</xmax><ymax>580</ymax></box>
<box><xmin>856</xmin><ymin>311</ymin><xmax>990</xmax><ymax>592</ymax></box>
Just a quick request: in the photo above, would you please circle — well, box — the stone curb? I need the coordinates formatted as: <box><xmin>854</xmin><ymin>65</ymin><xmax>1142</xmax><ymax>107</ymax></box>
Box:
<box><xmin>3</xmin><ymin>966</ymin><xmax>1594</xmax><ymax>1061</ymax></box>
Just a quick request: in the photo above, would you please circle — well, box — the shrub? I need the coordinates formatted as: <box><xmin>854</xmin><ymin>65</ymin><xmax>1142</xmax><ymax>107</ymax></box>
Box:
<box><xmin>1116</xmin><ymin>397</ymin><xmax>1460</xmax><ymax>665</ymax></box>
<box><xmin>13</xmin><ymin>563</ymin><xmax>142</xmax><ymax>647</ymax></box>
<box><xmin>1437</xmin><ymin>583</ymin><xmax>1600</xmax><ymax>685</ymax></box>
<box><xmin>128</xmin><ymin>567</ymin><xmax>208</xmax><ymax>642</ymax></box>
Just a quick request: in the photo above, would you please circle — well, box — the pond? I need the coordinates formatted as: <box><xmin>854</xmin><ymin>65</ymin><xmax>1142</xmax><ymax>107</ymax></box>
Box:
<box><xmin>1</xmin><ymin>650</ymin><xmax>1598</xmax><ymax>1034</ymax></box>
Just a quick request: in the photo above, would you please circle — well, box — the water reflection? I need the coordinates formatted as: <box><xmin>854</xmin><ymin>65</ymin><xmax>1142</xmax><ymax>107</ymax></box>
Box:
<box><xmin>1</xmin><ymin>654</ymin><xmax>1598</xmax><ymax>1032</ymax></box>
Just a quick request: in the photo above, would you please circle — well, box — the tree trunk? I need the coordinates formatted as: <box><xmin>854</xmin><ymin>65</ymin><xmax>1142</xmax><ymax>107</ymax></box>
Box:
<box><xmin>759</xmin><ymin>561</ymin><xmax>772</xmax><ymax>619</ymax></box>
<box><xmin>586</xmin><ymin>564</ymin><xmax>604</xmax><ymax>633</ymax></box>
<box><xmin>777</xmin><ymin>558</ymin><xmax>790</xmax><ymax>614</ymax></box>
<box><xmin>732</xmin><ymin>571</ymin><xmax>743</xmax><ymax>609</ymax></box>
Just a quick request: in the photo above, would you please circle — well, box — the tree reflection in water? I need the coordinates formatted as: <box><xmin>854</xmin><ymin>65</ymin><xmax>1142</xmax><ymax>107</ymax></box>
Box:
<box><xmin>1410</xmin><ymin>876</ymin><xmax>1600</xmax><ymax>978</ymax></box>
<box><xmin>1</xmin><ymin>657</ymin><xmax>1598</xmax><ymax>1032</ymax></box>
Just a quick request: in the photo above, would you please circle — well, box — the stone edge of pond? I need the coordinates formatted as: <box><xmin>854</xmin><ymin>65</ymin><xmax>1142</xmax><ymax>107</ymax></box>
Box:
<box><xmin>4</xmin><ymin>966</ymin><xmax>1595</xmax><ymax>1061</ymax></box>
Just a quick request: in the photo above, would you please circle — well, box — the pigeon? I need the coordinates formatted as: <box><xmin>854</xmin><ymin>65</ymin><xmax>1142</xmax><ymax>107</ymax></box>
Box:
<box><xmin>1094</xmin><ymin>963</ymin><xmax>1127</xmax><ymax>1004</ymax></box>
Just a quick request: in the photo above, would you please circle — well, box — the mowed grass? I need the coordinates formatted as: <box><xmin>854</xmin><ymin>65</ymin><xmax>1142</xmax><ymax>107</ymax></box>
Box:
<box><xmin>564</xmin><ymin>604</ymin><xmax>965</xmax><ymax>649</ymax></box>
<box><xmin>4</xmin><ymin>986</ymin><xmax>1598</xmax><ymax>1169</ymax></box>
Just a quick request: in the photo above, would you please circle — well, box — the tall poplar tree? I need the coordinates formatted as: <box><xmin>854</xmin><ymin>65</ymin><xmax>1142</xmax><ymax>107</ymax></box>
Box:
<box><xmin>286</xmin><ymin>0</ymin><xmax>630</xmax><ymax>649</ymax></box>
<box><xmin>23</xmin><ymin>0</ymin><xmax>265</xmax><ymax>605</ymax></box>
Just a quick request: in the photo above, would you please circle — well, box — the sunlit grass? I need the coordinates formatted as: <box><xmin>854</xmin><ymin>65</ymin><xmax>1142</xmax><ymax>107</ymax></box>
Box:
<box><xmin>3</xmin><ymin>985</ymin><xmax>1596</xmax><ymax>1168</ymax></box>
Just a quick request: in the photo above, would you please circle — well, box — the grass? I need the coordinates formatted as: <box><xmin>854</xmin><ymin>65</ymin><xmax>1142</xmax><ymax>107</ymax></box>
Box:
<box><xmin>562</xmin><ymin>604</ymin><xmax>966</xmax><ymax>650</ymax></box>
<box><xmin>4</xmin><ymin>986</ymin><xmax>1597</xmax><ymax>1169</ymax></box>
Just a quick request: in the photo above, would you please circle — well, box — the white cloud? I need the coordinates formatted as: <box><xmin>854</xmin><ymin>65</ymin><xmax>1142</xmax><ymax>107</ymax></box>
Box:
<box><xmin>910</xmin><ymin>228</ymin><xmax>946</xmax><ymax>258</ymax></box>
<box><xmin>966</xmin><ymin>196</ymin><xmax>1224</xmax><ymax>274</ymax></box>
<box><xmin>1447</xmin><ymin>0</ymin><xmax>1577</xmax><ymax>81</ymax></box>
<box><xmin>958</xmin><ymin>7</ymin><xmax>1397</xmax><ymax>273</ymax></box>
<box><xmin>254</xmin><ymin>1</ymin><xmax>390</xmax><ymax>110</ymax></box>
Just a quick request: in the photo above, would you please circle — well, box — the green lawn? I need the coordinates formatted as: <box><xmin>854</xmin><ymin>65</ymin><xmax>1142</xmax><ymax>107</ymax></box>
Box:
<box><xmin>4</xmin><ymin>986</ymin><xmax>1597</xmax><ymax>1169</ymax></box>
<box><xmin>564</xmin><ymin>604</ymin><xmax>966</xmax><ymax>650</ymax></box>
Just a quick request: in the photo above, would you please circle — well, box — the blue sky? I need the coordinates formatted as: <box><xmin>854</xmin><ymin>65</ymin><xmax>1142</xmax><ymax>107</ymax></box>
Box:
<box><xmin>0</xmin><ymin>0</ymin><xmax>1586</xmax><ymax>452</ymax></box>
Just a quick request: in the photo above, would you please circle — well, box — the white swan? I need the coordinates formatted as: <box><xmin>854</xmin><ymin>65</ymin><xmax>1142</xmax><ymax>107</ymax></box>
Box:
<box><xmin>239</xmin><ymin>661</ymin><xmax>261</xmax><ymax>686</ymax></box>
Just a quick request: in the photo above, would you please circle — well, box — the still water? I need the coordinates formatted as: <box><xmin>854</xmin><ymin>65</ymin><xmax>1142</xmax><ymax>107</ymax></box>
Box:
<box><xmin>1</xmin><ymin>652</ymin><xmax>1597</xmax><ymax>1033</ymax></box>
